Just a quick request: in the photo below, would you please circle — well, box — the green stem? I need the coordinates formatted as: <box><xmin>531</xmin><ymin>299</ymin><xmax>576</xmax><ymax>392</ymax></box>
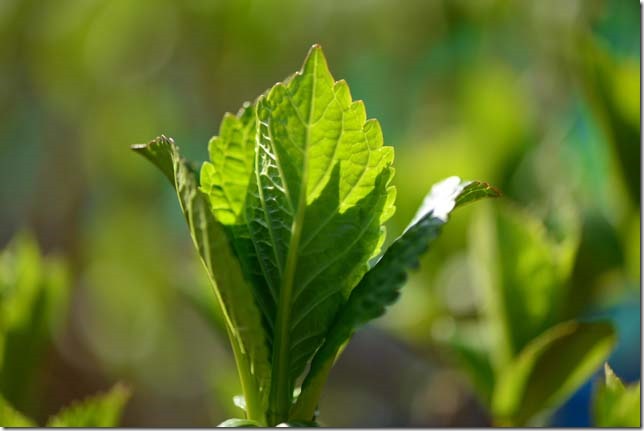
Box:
<box><xmin>225</xmin><ymin>325</ymin><xmax>264</xmax><ymax>424</ymax></box>
<box><xmin>205</xmin><ymin>270</ymin><xmax>265</xmax><ymax>424</ymax></box>
<box><xmin>267</xmin><ymin>207</ymin><xmax>305</xmax><ymax>424</ymax></box>
<box><xmin>290</xmin><ymin>358</ymin><xmax>333</xmax><ymax>421</ymax></box>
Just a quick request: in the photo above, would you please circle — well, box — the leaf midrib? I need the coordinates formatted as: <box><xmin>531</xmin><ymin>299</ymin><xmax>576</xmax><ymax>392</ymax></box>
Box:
<box><xmin>268</xmin><ymin>51</ymin><xmax>319</xmax><ymax>424</ymax></box>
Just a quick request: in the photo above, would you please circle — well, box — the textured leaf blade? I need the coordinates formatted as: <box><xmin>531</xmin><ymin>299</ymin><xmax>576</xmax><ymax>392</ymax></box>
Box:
<box><xmin>46</xmin><ymin>384</ymin><xmax>130</xmax><ymax>427</ymax></box>
<box><xmin>133</xmin><ymin>136</ymin><xmax>271</xmax><ymax>421</ymax></box>
<box><xmin>201</xmin><ymin>103</ymin><xmax>257</xmax><ymax>225</ymax></box>
<box><xmin>292</xmin><ymin>177</ymin><xmax>499</xmax><ymax>420</ymax></box>
<box><xmin>492</xmin><ymin>320</ymin><xmax>616</xmax><ymax>426</ymax></box>
<box><xmin>593</xmin><ymin>363</ymin><xmax>640</xmax><ymax>427</ymax></box>
<box><xmin>198</xmin><ymin>45</ymin><xmax>396</xmax><ymax>423</ymax></box>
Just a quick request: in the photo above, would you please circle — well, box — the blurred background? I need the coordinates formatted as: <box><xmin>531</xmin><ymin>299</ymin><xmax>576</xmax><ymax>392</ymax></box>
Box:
<box><xmin>0</xmin><ymin>0</ymin><xmax>639</xmax><ymax>426</ymax></box>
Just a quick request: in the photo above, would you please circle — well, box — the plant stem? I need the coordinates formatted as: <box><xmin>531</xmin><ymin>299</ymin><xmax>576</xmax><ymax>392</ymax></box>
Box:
<box><xmin>225</xmin><ymin>325</ymin><xmax>264</xmax><ymax>424</ymax></box>
<box><xmin>206</xmin><ymin>270</ymin><xmax>265</xmax><ymax>424</ymax></box>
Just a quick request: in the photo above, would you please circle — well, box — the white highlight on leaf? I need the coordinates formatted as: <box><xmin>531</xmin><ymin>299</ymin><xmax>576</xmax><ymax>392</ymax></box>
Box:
<box><xmin>233</xmin><ymin>395</ymin><xmax>246</xmax><ymax>411</ymax></box>
<box><xmin>407</xmin><ymin>176</ymin><xmax>469</xmax><ymax>228</ymax></box>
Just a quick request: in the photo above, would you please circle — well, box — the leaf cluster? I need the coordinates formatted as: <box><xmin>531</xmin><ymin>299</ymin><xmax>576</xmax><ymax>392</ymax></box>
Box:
<box><xmin>134</xmin><ymin>45</ymin><xmax>498</xmax><ymax>426</ymax></box>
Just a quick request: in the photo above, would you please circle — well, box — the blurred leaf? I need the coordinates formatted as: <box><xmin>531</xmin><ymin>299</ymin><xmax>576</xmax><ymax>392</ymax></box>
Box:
<box><xmin>133</xmin><ymin>135</ymin><xmax>271</xmax><ymax>422</ymax></box>
<box><xmin>0</xmin><ymin>393</ymin><xmax>36</xmax><ymax>427</ymax></box>
<box><xmin>0</xmin><ymin>232</ymin><xmax>69</xmax><ymax>409</ymax></box>
<box><xmin>492</xmin><ymin>320</ymin><xmax>616</xmax><ymax>426</ymax></box>
<box><xmin>46</xmin><ymin>384</ymin><xmax>130</xmax><ymax>427</ymax></box>
<box><xmin>448</xmin><ymin>324</ymin><xmax>496</xmax><ymax>404</ymax></box>
<box><xmin>277</xmin><ymin>420</ymin><xmax>319</xmax><ymax>427</ymax></box>
<box><xmin>579</xmin><ymin>34</ymin><xmax>640</xmax><ymax>205</ymax></box>
<box><xmin>293</xmin><ymin>178</ymin><xmax>499</xmax><ymax>420</ymax></box>
<box><xmin>470</xmin><ymin>203</ymin><xmax>580</xmax><ymax>369</ymax></box>
<box><xmin>217</xmin><ymin>418</ymin><xmax>261</xmax><ymax>427</ymax></box>
<box><xmin>593</xmin><ymin>363</ymin><xmax>640</xmax><ymax>427</ymax></box>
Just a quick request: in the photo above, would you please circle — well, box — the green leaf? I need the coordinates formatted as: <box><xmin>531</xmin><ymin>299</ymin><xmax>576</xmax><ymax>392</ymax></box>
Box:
<box><xmin>593</xmin><ymin>363</ymin><xmax>640</xmax><ymax>427</ymax></box>
<box><xmin>447</xmin><ymin>323</ymin><xmax>496</xmax><ymax>404</ymax></box>
<box><xmin>492</xmin><ymin>320</ymin><xmax>616</xmax><ymax>426</ymax></box>
<box><xmin>201</xmin><ymin>102</ymin><xmax>257</xmax><ymax>225</ymax></box>
<box><xmin>0</xmin><ymin>232</ymin><xmax>70</xmax><ymax>409</ymax></box>
<box><xmin>132</xmin><ymin>136</ymin><xmax>271</xmax><ymax>423</ymax></box>
<box><xmin>138</xmin><ymin>45</ymin><xmax>499</xmax><ymax>425</ymax></box>
<box><xmin>199</xmin><ymin>45</ymin><xmax>396</xmax><ymax>424</ymax></box>
<box><xmin>218</xmin><ymin>418</ymin><xmax>262</xmax><ymax>427</ymax></box>
<box><xmin>0</xmin><ymin>393</ymin><xmax>36</xmax><ymax>427</ymax></box>
<box><xmin>292</xmin><ymin>177</ymin><xmax>499</xmax><ymax>420</ymax></box>
<box><xmin>470</xmin><ymin>203</ymin><xmax>580</xmax><ymax>370</ymax></box>
<box><xmin>46</xmin><ymin>384</ymin><xmax>130</xmax><ymax>427</ymax></box>
<box><xmin>256</xmin><ymin>45</ymin><xmax>396</xmax><ymax>424</ymax></box>
<box><xmin>277</xmin><ymin>420</ymin><xmax>319</xmax><ymax>427</ymax></box>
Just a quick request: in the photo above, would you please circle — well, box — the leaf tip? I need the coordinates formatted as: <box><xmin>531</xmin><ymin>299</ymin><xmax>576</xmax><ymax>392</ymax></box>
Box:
<box><xmin>301</xmin><ymin>44</ymin><xmax>329</xmax><ymax>73</ymax></box>
<box><xmin>131</xmin><ymin>134</ymin><xmax>175</xmax><ymax>152</ymax></box>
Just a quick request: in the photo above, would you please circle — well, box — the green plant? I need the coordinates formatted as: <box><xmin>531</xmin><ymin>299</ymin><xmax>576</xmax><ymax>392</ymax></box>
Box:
<box><xmin>593</xmin><ymin>363</ymin><xmax>640</xmax><ymax>427</ymax></box>
<box><xmin>133</xmin><ymin>44</ymin><xmax>498</xmax><ymax>426</ymax></box>
<box><xmin>444</xmin><ymin>204</ymin><xmax>616</xmax><ymax>425</ymax></box>
<box><xmin>0</xmin><ymin>234</ymin><xmax>131</xmax><ymax>427</ymax></box>
<box><xmin>0</xmin><ymin>384</ymin><xmax>130</xmax><ymax>427</ymax></box>
<box><xmin>0</xmin><ymin>233</ymin><xmax>69</xmax><ymax>412</ymax></box>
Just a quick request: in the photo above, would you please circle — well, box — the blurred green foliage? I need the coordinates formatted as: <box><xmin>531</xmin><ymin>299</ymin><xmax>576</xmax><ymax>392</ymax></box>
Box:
<box><xmin>0</xmin><ymin>235</ymin><xmax>130</xmax><ymax>427</ymax></box>
<box><xmin>0</xmin><ymin>233</ymin><xmax>69</xmax><ymax>412</ymax></box>
<box><xmin>45</xmin><ymin>384</ymin><xmax>130</xmax><ymax>428</ymax></box>
<box><xmin>1</xmin><ymin>383</ymin><xmax>130</xmax><ymax>427</ymax></box>
<box><xmin>593</xmin><ymin>364</ymin><xmax>640</xmax><ymax>427</ymax></box>
<box><xmin>0</xmin><ymin>0</ymin><xmax>639</xmax><ymax>426</ymax></box>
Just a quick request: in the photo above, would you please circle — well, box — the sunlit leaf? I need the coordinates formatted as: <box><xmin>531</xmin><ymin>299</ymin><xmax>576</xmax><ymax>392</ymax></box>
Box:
<box><xmin>138</xmin><ymin>45</ymin><xmax>497</xmax><ymax>425</ymax></box>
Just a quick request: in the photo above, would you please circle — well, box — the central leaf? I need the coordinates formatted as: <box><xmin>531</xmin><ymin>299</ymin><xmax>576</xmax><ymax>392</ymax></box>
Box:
<box><xmin>200</xmin><ymin>45</ymin><xmax>395</xmax><ymax>422</ymax></box>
